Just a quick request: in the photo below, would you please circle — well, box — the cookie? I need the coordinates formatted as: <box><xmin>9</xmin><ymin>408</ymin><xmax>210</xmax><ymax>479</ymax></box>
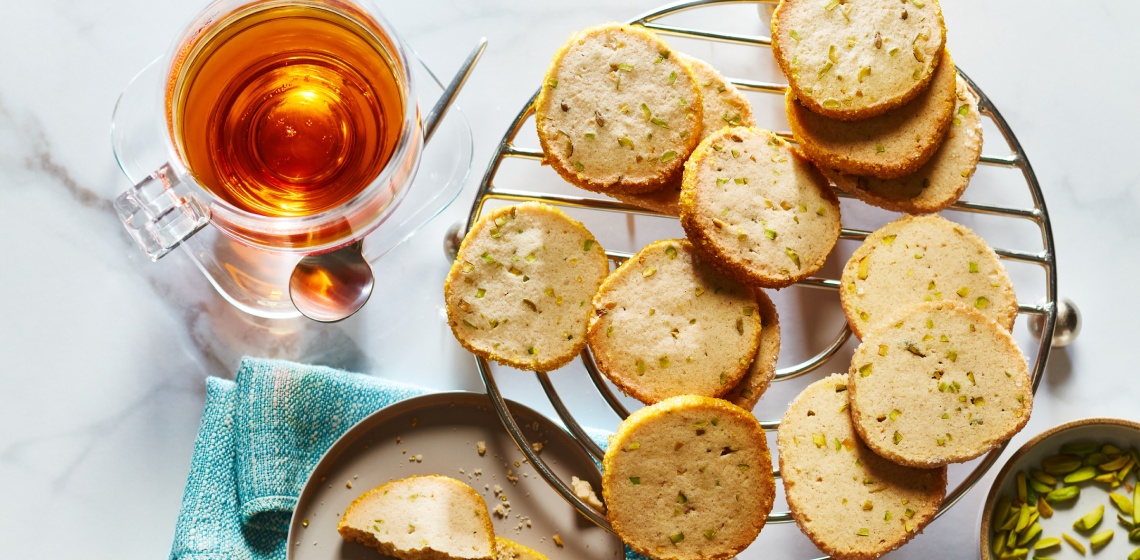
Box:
<box><xmin>679</xmin><ymin>127</ymin><xmax>841</xmax><ymax>288</ymax></box>
<box><xmin>535</xmin><ymin>23</ymin><xmax>703</xmax><ymax>195</ymax></box>
<box><xmin>771</xmin><ymin>0</ymin><xmax>946</xmax><ymax>120</ymax></box>
<box><xmin>839</xmin><ymin>214</ymin><xmax>1017</xmax><ymax>340</ymax></box>
<box><xmin>602</xmin><ymin>395</ymin><xmax>775</xmax><ymax>560</ymax></box>
<box><xmin>825</xmin><ymin>75</ymin><xmax>983</xmax><ymax>213</ymax></box>
<box><xmin>611</xmin><ymin>183</ymin><xmax>682</xmax><ymax>216</ymax></box>
<box><xmin>609</xmin><ymin>53</ymin><xmax>755</xmax><ymax>216</ymax></box>
<box><xmin>786</xmin><ymin>49</ymin><xmax>957</xmax><ymax>179</ymax></box>
<box><xmin>680</xmin><ymin>53</ymin><xmax>755</xmax><ymax>141</ymax></box>
<box><xmin>494</xmin><ymin>537</ymin><xmax>548</xmax><ymax>560</ymax></box>
<box><xmin>725</xmin><ymin>289</ymin><xmax>781</xmax><ymax>410</ymax></box>
<box><xmin>586</xmin><ymin>239</ymin><xmax>760</xmax><ymax>404</ymax></box>
<box><xmin>848</xmin><ymin>301</ymin><xmax>1033</xmax><ymax>468</ymax></box>
<box><xmin>445</xmin><ymin>202</ymin><xmax>610</xmax><ymax>372</ymax></box>
<box><xmin>778</xmin><ymin>374</ymin><xmax>946</xmax><ymax>560</ymax></box>
<box><xmin>339</xmin><ymin>475</ymin><xmax>495</xmax><ymax>560</ymax></box>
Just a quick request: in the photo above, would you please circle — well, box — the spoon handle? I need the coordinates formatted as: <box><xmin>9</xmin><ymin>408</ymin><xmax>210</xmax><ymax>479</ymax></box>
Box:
<box><xmin>423</xmin><ymin>37</ymin><xmax>487</xmax><ymax>143</ymax></box>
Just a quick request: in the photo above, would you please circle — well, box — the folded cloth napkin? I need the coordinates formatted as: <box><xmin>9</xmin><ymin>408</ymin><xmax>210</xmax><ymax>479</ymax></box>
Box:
<box><xmin>169</xmin><ymin>357</ymin><xmax>648</xmax><ymax>560</ymax></box>
<box><xmin>170</xmin><ymin>357</ymin><xmax>429</xmax><ymax>559</ymax></box>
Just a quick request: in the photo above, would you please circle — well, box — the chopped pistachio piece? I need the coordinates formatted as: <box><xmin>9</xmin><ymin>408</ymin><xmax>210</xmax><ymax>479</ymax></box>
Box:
<box><xmin>1090</xmin><ymin>530</ymin><xmax>1114</xmax><ymax>550</ymax></box>
<box><xmin>857</xmin><ymin>255</ymin><xmax>871</xmax><ymax>280</ymax></box>
<box><xmin>660</xmin><ymin>151</ymin><xmax>677</xmax><ymax>162</ymax></box>
<box><xmin>1073</xmin><ymin>504</ymin><xmax>1105</xmax><ymax>530</ymax></box>
<box><xmin>1063</xmin><ymin>533</ymin><xmax>1086</xmax><ymax>554</ymax></box>
<box><xmin>629</xmin><ymin>477</ymin><xmax>641</xmax><ymax>485</ymax></box>
<box><xmin>785</xmin><ymin>247</ymin><xmax>801</xmax><ymax>268</ymax></box>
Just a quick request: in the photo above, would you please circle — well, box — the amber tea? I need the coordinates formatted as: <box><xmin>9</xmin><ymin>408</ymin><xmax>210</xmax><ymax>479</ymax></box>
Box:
<box><xmin>167</xmin><ymin>2</ymin><xmax>405</xmax><ymax>218</ymax></box>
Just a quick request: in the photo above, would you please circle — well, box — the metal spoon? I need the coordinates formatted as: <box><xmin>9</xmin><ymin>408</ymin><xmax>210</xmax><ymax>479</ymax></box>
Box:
<box><xmin>289</xmin><ymin>38</ymin><xmax>488</xmax><ymax>323</ymax></box>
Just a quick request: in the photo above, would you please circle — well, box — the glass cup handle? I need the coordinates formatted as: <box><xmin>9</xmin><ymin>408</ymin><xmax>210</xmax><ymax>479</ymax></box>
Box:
<box><xmin>114</xmin><ymin>162</ymin><xmax>210</xmax><ymax>261</ymax></box>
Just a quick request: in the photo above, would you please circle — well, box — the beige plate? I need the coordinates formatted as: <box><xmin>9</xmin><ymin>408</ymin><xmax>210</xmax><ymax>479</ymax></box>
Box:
<box><xmin>286</xmin><ymin>391</ymin><xmax>623</xmax><ymax>560</ymax></box>
<box><xmin>978</xmin><ymin>417</ymin><xmax>1140</xmax><ymax>559</ymax></box>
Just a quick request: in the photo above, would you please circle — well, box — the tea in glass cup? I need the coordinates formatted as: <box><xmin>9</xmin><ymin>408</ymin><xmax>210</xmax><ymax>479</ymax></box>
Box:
<box><xmin>117</xmin><ymin>0</ymin><xmax>423</xmax><ymax>258</ymax></box>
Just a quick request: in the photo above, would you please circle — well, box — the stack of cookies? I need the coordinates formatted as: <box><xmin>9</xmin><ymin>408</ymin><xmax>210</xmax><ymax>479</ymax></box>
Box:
<box><xmin>772</xmin><ymin>0</ymin><xmax>983</xmax><ymax>214</ymax></box>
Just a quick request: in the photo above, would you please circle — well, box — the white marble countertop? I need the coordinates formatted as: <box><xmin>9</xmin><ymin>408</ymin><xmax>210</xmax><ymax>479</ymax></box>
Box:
<box><xmin>2</xmin><ymin>1</ymin><xmax>1138</xmax><ymax>558</ymax></box>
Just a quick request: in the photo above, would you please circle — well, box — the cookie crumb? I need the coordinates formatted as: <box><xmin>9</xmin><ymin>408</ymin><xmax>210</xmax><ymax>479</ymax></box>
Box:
<box><xmin>571</xmin><ymin>476</ymin><xmax>605</xmax><ymax>511</ymax></box>
<box><xmin>477</xmin><ymin>441</ymin><xmax>487</xmax><ymax>456</ymax></box>
<box><xmin>345</xmin><ymin>480</ymin><xmax>353</xmax><ymax>489</ymax></box>
<box><xmin>553</xmin><ymin>533</ymin><xmax>563</xmax><ymax>547</ymax></box>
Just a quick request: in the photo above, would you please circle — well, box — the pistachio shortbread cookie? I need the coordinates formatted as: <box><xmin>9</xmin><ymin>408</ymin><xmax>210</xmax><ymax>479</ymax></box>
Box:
<box><xmin>611</xmin><ymin>182</ymin><xmax>682</xmax><ymax>216</ymax></box>
<box><xmin>339</xmin><ymin>475</ymin><xmax>495</xmax><ymax>560</ymax></box>
<box><xmin>679</xmin><ymin>53</ymin><xmax>755</xmax><ymax>141</ymax></box>
<box><xmin>825</xmin><ymin>75</ymin><xmax>983</xmax><ymax>214</ymax></box>
<box><xmin>445</xmin><ymin>202</ymin><xmax>609</xmax><ymax>372</ymax></box>
<box><xmin>494</xmin><ymin>537</ymin><xmax>548</xmax><ymax>560</ymax></box>
<box><xmin>680</xmin><ymin>127</ymin><xmax>841</xmax><ymax>288</ymax></box>
<box><xmin>602</xmin><ymin>395</ymin><xmax>775</xmax><ymax>560</ymax></box>
<box><xmin>535</xmin><ymin>23</ymin><xmax>703</xmax><ymax>195</ymax></box>
<box><xmin>786</xmin><ymin>49</ymin><xmax>957</xmax><ymax>180</ymax></box>
<box><xmin>771</xmin><ymin>0</ymin><xmax>946</xmax><ymax>120</ymax></box>
<box><xmin>610</xmin><ymin>53</ymin><xmax>756</xmax><ymax>216</ymax></box>
<box><xmin>848</xmin><ymin>301</ymin><xmax>1033</xmax><ymax>468</ymax></box>
<box><xmin>839</xmin><ymin>214</ymin><xmax>1017</xmax><ymax>340</ymax></box>
<box><xmin>779</xmin><ymin>374</ymin><xmax>947</xmax><ymax>560</ymax></box>
<box><xmin>586</xmin><ymin>239</ymin><xmax>760</xmax><ymax>404</ymax></box>
<box><xmin>725</xmin><ymin>289</ymin><xmax>781</xmax><ymax>410</ymax></box>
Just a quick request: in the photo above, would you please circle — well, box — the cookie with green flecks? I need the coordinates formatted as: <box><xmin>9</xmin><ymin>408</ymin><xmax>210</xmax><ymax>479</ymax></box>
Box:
<box><xmin>725</xmin><ymin>288</ymin><xmax>781</xmax><ymax>410</ymax></box>
<box><xmin>338</xmin><ymin>475</ymin><xmax>495</xmax><ymax>560</ymax></box>
<box><xmin>839</xmin><ymin>214</ymin><xmax>1017</xmax><ymax>340</ymax></box>
<box><xmin>786</xmin><ymin>49</ymin><xmax>957</xmax><ymax>180</ymax></box>
<box><xmin>609</xmin><ymin>52</ymin><xmax>756</xmax><ymax>216</ymax></box>
<box><xmin>771</xmin><ymin>0</ymin><xmax>946</xmax><ymax>121</ymax></box>
<box><xmin>535</xmin><ymin>23</ymin><xmax>703</xmax><ymax>195</ymax></box>
<box><xmin>778</xmin><ymin>374</ymin><xmax>946</xmax><ymax>560</ymax></box>
<box><xmin>444</xmin><ymin>202</ymin><xmax>610</xmax><ymax>372</ymax></box>
<box><xmin>679</xmin><ymin>126</ymin><xmax>841</xmax><ymax>289</ymax></box>
<box><xmin>824</xmin><ymin>75</ymin><xmax>983</xmax><ymax>214</ymax></box>
<box><xmin>680</xmin><ymin>53</ymin><xmax>754</xmax><ymax>141</ymax></box>
<box><xmin>586</xmin><ymin>239</ymin><xmax>760</xmax><ymax>404</ymax></box>
<box><xmin>848</xmin><ymin>301</ymin><xmax>1033</xmax><ymax>468</ymax></box>
<box><xmin>602</xmin><ymin>395</ymin><xmax>775</xmax><ymax>560</ymax></box>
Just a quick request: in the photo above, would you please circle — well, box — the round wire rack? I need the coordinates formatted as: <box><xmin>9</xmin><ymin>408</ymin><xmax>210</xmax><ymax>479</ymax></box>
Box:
<box><xmin>461</xmin><ymin>0</ymin><xmax>1059</xmax><ymax>555</ymax></box>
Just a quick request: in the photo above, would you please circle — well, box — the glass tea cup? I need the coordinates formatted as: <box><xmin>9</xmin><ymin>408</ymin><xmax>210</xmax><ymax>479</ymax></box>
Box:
<box><xmin>114</xmin><ymin>0</ymin><xmax>423</xmax><ymax>261</ymax></box>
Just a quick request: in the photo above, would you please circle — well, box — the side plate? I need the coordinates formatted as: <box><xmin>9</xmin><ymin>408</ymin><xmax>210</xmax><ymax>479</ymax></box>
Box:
<box><xmin>287</xmin><ymin>391</ymin><xmax>623</xmax><ymax>560</ymax></box>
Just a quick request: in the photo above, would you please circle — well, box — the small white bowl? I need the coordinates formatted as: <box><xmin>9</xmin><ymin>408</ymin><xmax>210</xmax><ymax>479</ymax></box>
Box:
<box><xmin>979</xmin><ymin>418</ymin><xmax>1140</xmax><ymax>559</ymax></box>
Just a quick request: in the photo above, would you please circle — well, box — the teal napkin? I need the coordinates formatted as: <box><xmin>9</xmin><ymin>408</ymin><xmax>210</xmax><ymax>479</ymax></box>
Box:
<box><xmin>169</xmin><ymin>357</ymin><xmax>647</xmax><ymax>560</ymax></box>
<box><xmin>170</xmin><ymin>357</ymin><xmax>428</xmax><ymax>559</ymax></box>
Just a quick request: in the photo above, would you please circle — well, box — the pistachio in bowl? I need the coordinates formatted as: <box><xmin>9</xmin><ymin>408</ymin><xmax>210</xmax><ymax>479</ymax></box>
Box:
<box><xmin>979</xmin><ymin>418</ymin><xmax>1140</xmax><ymax>560</ymax></box>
